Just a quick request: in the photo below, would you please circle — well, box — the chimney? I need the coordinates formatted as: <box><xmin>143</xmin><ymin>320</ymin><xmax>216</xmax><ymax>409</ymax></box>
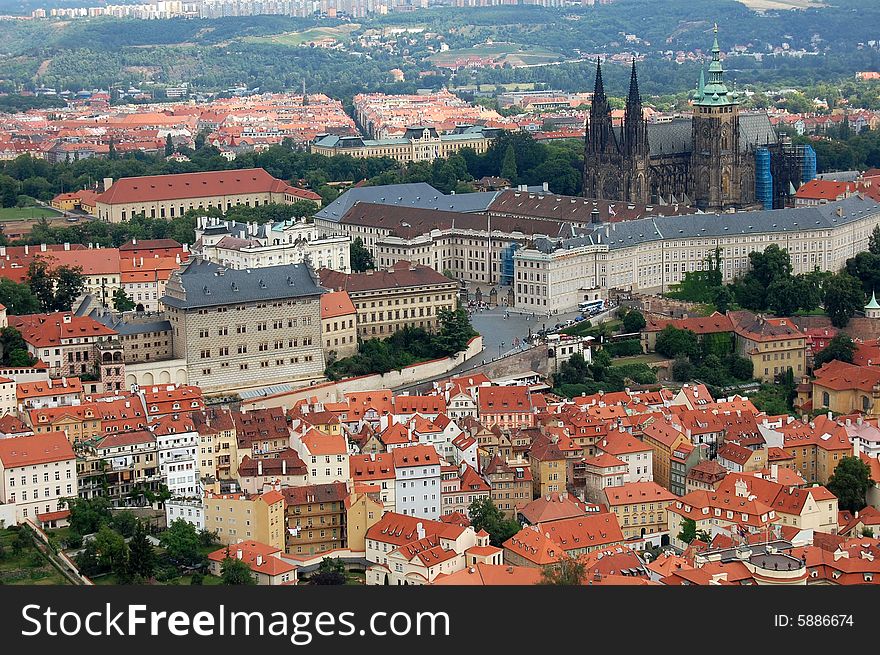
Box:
<box><xmin>771</xmin><ymin>463</ymin><xmax>778</xmax><ymax>481</ymax></box>
<box><xmin>257</xmin><ymin>460</ymin><xmax>262</xmax><ymax>476</ymax></box>
<box><xmin>542</xmin><ymin>182</ymin><xmax>549</xmax><ymax>192</ymax></box>
<box><xmin>40</xmin><ymin>243</ymin><xmax>47</xmax><ymax>252</ymax></box>
<box><xmin>236</xmin><ymin>549</ymin><xmax>243</xmax><ymax>560</ymax></box>
<box><xmin>103</xmin><ymin>177</ymin><xmax>113</xmax><ymax>191</ymax></box>
<box><xmin>282</xmin><ymin>459</ymin><xmax>287</xmax><ymax>475</ymax></box>
<box><xmin>416</xmin><ymin>522</ymin><xmax>425</xmax><ymax>540</ymax></box>
<box><xmin>63</xmin><ymin>242</ymin><xmax>70</xmax><ymax>251</ymax></box>
<box><xmin>24</xmin><ymin>245</ymin><xmax>29</xmax><ymax>255</ymax></box>
<box><xmin>256</xmin><ymin>554</ymin><xmax>263</xmax><ymax>566</ymax></box>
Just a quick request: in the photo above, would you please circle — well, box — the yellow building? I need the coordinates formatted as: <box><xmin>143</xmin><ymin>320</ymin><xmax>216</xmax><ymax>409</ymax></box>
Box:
<box><xmin>642</xmin><ymin>419</ymin><xmax>691</xmax><ymax>492</ymax></box>
<box><xmin>320</xmin><ymin>290</ymin><xmax>358</xmax><ymax>361</ymax></box>
<box><xmin>282</xmin><ymin>482</ymin><xmax>349</xmax><ymax>557</ymax></box>
<box><xmin>604</xmin><ymin>481</ymin><xmax>677</xmax><ymax>540</ymax></box>
<box><xmin>94</xmin><ymin>168</ymin><xmax>321</xmax><ymax>223</ymax></box>
<box><xmin>204</xmin><ymin>491</ymin><xmax>286</xmax><ymax>552</ymax></box>
<box><xmin>51</xmin><ymin>192</ymin><xmax>82</xmax><ymax>211</ymax></box>
<box><xmin>311</xmin><ymin>126</ymin><xmax>495</xmax><ymax>164</ymax></box>
<box><xmin>318</xmin><ymin>261</ymin><xmax>459</xmax><ymax>340</ymax></box>
<box><xmin>528</xmin><ymin>436</ymin><xmax>567</xmax><ymax>499</ymax></box>
<box><xmin>779</xmin><ymin>415</ymin><xmax>852</xmax><ymax>485</ymax></box>
<box><xmin>810</xmin><ymin>360</ymin><xmax>880</xmax><ymax>415</ymax></box>
<box><xmin>345</xmin><ymin>489</ymin><xmax>384</xmax><ymax>553</ymax></box>
<box><xmin>729</xmin><ymin>311</ymin><xmax>806</xmax><ymax>383</ymax></box>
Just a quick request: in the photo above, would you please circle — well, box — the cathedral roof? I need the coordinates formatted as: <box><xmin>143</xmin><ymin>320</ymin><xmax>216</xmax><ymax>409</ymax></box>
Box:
<box><xmin>642</xmin><ymin>113</ymin><xmax>776</xmax><ymax>157</ymax></box>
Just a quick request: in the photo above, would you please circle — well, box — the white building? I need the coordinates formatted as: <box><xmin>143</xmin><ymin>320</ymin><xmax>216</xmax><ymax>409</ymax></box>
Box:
<box><xmin>195</xmin><ymin>216</ymin><xmax>350</xmax><ymax>272</ymax></box>
<box><xmin>0</xmin><ymin>433</ymin><xmax>78</xmax><ymax>523</ymax></box>
<box><xmin>293</xmin><ymin>428</ymin><xmax>350</xmax><ymax>486</ymax></box>
<box><xmin>164</xmin><ymin>497</ymin><xmax>205</xmax><ymax>531</ymax></box>
<box><xmin>151</xmin><ymin>416</ymin><xmax>201</xmax><ymax>498</ymax></box>
<box><xmin>392</xmin><ymin>444</ymin><xmax>441</xmax><ymax>520</ymax></box>
<box><xmin>513</xmin><ymin>195</ymin><xmax>880</xmax><ymax>311</ymax></box>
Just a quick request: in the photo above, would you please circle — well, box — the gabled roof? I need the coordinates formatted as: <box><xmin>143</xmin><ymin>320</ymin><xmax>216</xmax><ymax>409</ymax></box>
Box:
<box><xmin>0</xmin><ymin>432</ymin><xmax>75</xmax><ymax>467</ymax></box>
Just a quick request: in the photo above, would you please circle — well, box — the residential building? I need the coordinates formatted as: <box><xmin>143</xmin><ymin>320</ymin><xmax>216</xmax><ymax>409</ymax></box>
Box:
<box><xmin>729</xmin><ymin>311</ymin><xmax>807</xmax><ymax>383</ymax></box>
<box><xmin>294</xmin><ymin>429</ymin><xmax>350</xmax><ymax>486</ymax></box>
<box><xmin>642</xmin><ymin>418</ymin><xmax>691</xmax><ymax>492</ymax></box>
<box><xmin>204</xmin><ymin>490</ymin><xmax>286</xmax><ymax>551</ymax></box>
<box><xmin>811</xmin><ymin>360</ymin><xmax>880</xmax><ymax>415</ymax></box>
<box><xmin>236</xmin><ymin>450</ymin><xmax>308</xmax><ymax>494</ymax></box>
<box><xmin>393</xmin><ymin>444</ymin><xmax>441</xmax><ymax>519</ymax></box>
<box><xmin>483</xmin><ymin>454</ymin><xmax>532</xmax><ymax>519</ymax></box>
<box><xmin>595</xmin><ymin>429</ymin><xmax>654</xmax><ymax>483</ymax></box>
<box><xmin>311</xmin><ymin>125</ymin><xmax>496</xmax><ymax>163</ymax></box>
<box><xmin>440</xmin><ymin>463</ymin><xmax>490</xmax><ymax>516</ymax></box>
<box><xmin>77</xmin><ymin>429</ymin><xmax>160</xmax><ymax>504</ymax></box>
<box><xmin>478</xmin><ymin>386</ymin><xmax>535</xmax><ymax>430</ymax></box>
<box><xmin>282</xmin><ymin>482</ymin><xmax>348</xmax><ymax>557</ymax></box>
<box><xmin>320</xmin><ymin>290</ymin><xmax>358</xmax><ymax>360</ymax></box>
<box><xmin>345</xmin><ymin>489</ymin><xmax>384</xmax><ymax>553</ymax></box>
<box><xmin>0</xmin><ymin>432</ymin><xmax>77</xmax><ymax>523</ymax></box>
<box><xmin>350</xmin><ymin>452</ymin><xmax>396</xmax><ymax>512</ymax></box>
<box><xmin>604</xmin><ymin>481</ymin><xmax>676</xmax><ymax>541</ymax></box>
<box><xmin>528</xmin><ymin>435</ymin><xmax>567</xmax><ymax>499</ymax></box>
<box><xmin>11</xmin><ymin>312</ymin><xmax>118</xmax><ymax>378</ymax></box>
<box><xmin>504</xmin><ymin>513</ymin><xmax>626</xmax><ymax>566</ymax></box>
<box><xmin>207</xmin><ymin>541</ymin><xmax>297</xmax><ymax>586</ymax></box>
<box><xmin>582</xmin><ymin>453</ymin><xmax>628</xmax><ymax>505</ymax></box>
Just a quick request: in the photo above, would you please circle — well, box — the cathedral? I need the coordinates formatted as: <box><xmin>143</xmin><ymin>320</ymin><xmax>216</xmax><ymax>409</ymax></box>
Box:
<box><xmin>583</xmin><ymin>26</ymin><xmax>806</xmax><ymax>211</ymax></box>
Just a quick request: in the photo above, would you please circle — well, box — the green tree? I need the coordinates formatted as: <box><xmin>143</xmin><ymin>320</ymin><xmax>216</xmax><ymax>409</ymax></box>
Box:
<box><xmin>671</xmin><ymin>356</ymin><xmax>695</xmax><ymax>382</ymax></box>
<box><xmin>540</xmin><ymin>554</ymin><xmax>586</xmax><ymax>585</ymax></box>
<box><xmin>221</xmin><ymin>553</ymin><xmax>256</xmax><ymax>585</ymax></box>
<box><xmin>159</xmin><ymin>518</ymin><xmax>202</xmax><ymax>567</ymax></box>
<box><xmin>749</xmin><ymin>244</ymin><xmax>792</xmax><ymax>287</ymax></box>
<box><xmin>621</xmin><ymin>309</ymin><xmax>646</xmax><ymax>333</ymax></box>
<box><xmin>63</xmin><ymin>496</ymin><xmax>113</xmax><ymax>536</ymax></box>
<box><xmin>467</xmin><ymin>497</ymin><xmax>520</xmax><ymax>547</ymax></box>
<box><xmin>110</xmin><ymin>511</ymin><xmax>138</xmax><ymax>538</ymax></box>
<box><xmin>554</xmin><ymin>352</ymin><xmax>593</xmax><ymax>388</ymax></box>
<box><xmin>824</xmin><ymin>272</ymin><xmax>865</xmax><ymax>328</ymax></box>
<box><xmin>870</xmin><ymin>225</ymin><xmax>880</xmax><ymax>256</ymax></box>
<box><xmin>165</xmin><ymin>134</ymin><xmax>174</xmax><ymax>157</ymax></box>
<box><xmin>349</xmin><ymin>237</ymin><xmax>374</xmax><ymax>273</ymax></box>
<box><xmin>93</xmin><ymin>525</ymin><xmax>128</xmax><ymax>576</ymax></box>
<box><xmin>112</xmin><ymin>287</ymin><xmax>136</xmax><ymax>312</ymax></box>
<box><xmin>677</xmin><ymin>517</ymin><xmax>698</xmax><ymax>544</ymax></box>
<box><xmin>0</xmin><ymin>327</ymin><xmax>35</xmax><ymax>367</ymax></box>
<box><xmin>655</xmin><ymin>325</ymin><xmax>699</xmax><ymax>360</ymax></box>
<box><xmin>813</xmin><ymin>333</ymin><xmax>856</xmax><ymax>368</ymax></box>
<box><xmin>310</xmin><ymin>557</ymin><xmax>346</xmax><ymax>585</ymax></box>
<box><xmin>500</xmin><ymin>144</ymin><xmax>518</xmax><ymax>183</ymax></box>
<box><xmin>25</xmin><ymin>259</ymin><xmax>85</xmax><ymax>312</ymax></box>
<box><xmin>127</xmin><ymin>521</ymin><xmax>156</xmax><ymax>581</ymax></box>
<box><xmin>766</xmin><ymin>277</ymin><xmax>803</xmax><ymax>316</ymax></box>
<box><xmin>0</xmin><ymin>278</ymin><xmax>39</xmax><ymax>315</ymax></box>
<box><xmin>712</xmin><ymin>285</ymin><xmax>734</xmax><ymax>314</ymax></box>
<box><xmin>827</xmin><ymin>456</ymin><xmax>873</xmax><ymax>513</ymax></box>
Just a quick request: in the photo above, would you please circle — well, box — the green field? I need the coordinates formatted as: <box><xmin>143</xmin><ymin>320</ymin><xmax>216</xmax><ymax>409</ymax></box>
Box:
<box><xmin>0</xmin><ymin>206</ymin><xmax>63</xmax><ymax>221</ymax></box>
<box><xmin>611</xmin><ymin>353</ymin><xmax>668</xmax><ymax>366</ymax></box>
<box><xmin>245</xmin><ymin>24</ymin><xmax>360</xmax><ymax>47</ymax></box>
<box><xmin>0</xmin><ymin>526</ymin><xmax>71</xmax><ymax>585</ymax></box>
<box><xmin>430</xmin><ymin>43</ymin><xmax>564</xmax><ymax>68</ymax></box>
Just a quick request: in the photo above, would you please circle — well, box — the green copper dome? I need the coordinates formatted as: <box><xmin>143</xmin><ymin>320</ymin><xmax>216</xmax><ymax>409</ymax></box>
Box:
<box><xmin>866</xmin><ymin>291</ymin><xmax>880</xmax><ymax>310</ymax></box>
<box><xmin>693</xmin><ymin>24</ymin><xmax>738</xmax><ymax>108</ymax></box>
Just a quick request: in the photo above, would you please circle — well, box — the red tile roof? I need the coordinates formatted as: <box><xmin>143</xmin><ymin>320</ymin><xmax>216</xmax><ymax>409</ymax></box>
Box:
<box><xmin>319</xmin><ymin>290</ymin><xmax>356</xmax><ymax>319</ymax></box>
<box><xmin>0</xmin><ymin>432</ymin><xmax>75</xmax><ymax>467</ymax></box>
<box><xmin>11</xmin><ymin>312</ymin><xmax>117</xmax><ymax>347</ymax></box>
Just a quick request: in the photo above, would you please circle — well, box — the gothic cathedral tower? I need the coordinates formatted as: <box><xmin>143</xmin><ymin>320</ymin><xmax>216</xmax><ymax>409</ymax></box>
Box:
<box><xmin>622</xmin><ymin>60</ymin><xmax>650</xmax><ymax>204</ymax></box>
<box><xmin>583</xmin><ymin>59</ymin><xmax>623</xmax><ymax>201</ymax></box>
<box><xmin>690</xmin><ymin>25</ymin><xmax>750</xmax><ymax>210</ymax></box>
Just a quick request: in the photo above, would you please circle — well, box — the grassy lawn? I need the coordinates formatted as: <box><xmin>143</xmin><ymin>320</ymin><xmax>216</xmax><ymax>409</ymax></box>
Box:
<box><xmin>245</xmin><ymin>24</ymin><xmax>360</xmax><ymax>47</ymax></box>
<box><xmin>0</xmin><ymin>527</ymin><xmax>71</xmax><ymax>585</ymax></box>
<box><xmin>0</xmin><ymin>206</ymin><xmax>62</xmax><ymax>221</ymax></box>
<box><xmin>345</xmin><ymin>571</ymin><xmax>366</xmax><ymax>585</ymax></box>
<box><xmin>430</xmin><ymin>43</ymin><xmax>563</xmax><ymax>67</ymax></box>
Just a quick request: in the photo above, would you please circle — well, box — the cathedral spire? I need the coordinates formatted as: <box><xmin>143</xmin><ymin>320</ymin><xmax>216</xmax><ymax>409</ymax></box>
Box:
<box><xmin>627</xmin><ymin>59</ymin><xmax>640</xmax><ymax>106</ymax></box>
<box><xmin>593</xmin><ymin>57</ymin><xmax>606</xmax><ymax>102</ymax></box>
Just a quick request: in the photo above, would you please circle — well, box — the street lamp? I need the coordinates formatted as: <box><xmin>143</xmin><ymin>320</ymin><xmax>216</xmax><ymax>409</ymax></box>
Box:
<box><xmin>498</xmin><ymin>341</ymin><xmax>505</xmax><ymax>358</ymax></box>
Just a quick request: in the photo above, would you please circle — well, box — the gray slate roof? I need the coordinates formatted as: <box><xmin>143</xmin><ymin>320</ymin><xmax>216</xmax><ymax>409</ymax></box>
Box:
<box><xmin>643</xmin><ymin>112</ymin><xmax>776</xmax><ymax>157</ymax></box>
<box><xmin>315</xmin><ymin>183</ymin><xmax>498</xmax><ymax>222</ymax></box>
<box><xmin>529</xmin><ymin>195</ymin><xmax>880</xmax><ymax>254</ymax></box>
<box><xmin>89</xmin><ymin>310</ymin><xmax>172</xmax><ymax>336</ymax></box>
<box><xmin>160</xmin><ymin>259</ymin><xmax>324</xmax><ymax>309</ymax></box>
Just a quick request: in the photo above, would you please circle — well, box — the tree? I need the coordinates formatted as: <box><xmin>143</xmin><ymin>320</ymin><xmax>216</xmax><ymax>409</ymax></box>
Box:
<box><xmin>310</xmin><ymin>557</ymin><xmax>346</xmax><ymax>585</ymax></box>
<box><xmin>25</xmin><ymin>259</ymin><xmax>85</xmax><ymax>312</ymax></box>
<box><xmin>165</xmin><ymin>134</ymin><xmax>174</xmax><ymax>157</ymax></box>
<box><xmin>500</xmin><ymin>144</ymin><xmax>518</xmax><ymax>183</ymax></box>
<box><xmin>127</xmin><ymin>521</ymin><xmax>156</xmax><ymax>581</ymax></box>
<box><xmin>63</xmin><ymin>496</ymin><xmax>113</xmax><ymax>536</ymax></box>
<box><xmin>467</xmin><ymin>497</ymin><xmax>521</xmax><ymax>547</ymax></box>
<box><xmin>621</xmin><ymin>309</ymin><xmax>646</xmax><ymax>333</ymax></box>
<box><xmin>110</xmin><ymin>511</ymin><xmax>138</xmax><ymax>538</ymax></box>
<box><xmin>677</xmin><ymin>517</ymin><xmax>698</xmax><ymax>544</ymax></box>
<box><xmin>655</xmin><ymin>325</ymin><xmax>699</xmax><ymax>360</ymax></box>
<box><xmin>159</xmin><ymin>518</ymin><xmax>202</xmax><ymax>566</ymax></box>
<box><xmin>766</xmin><ymin>277</ymin><xmax>803</xmax><ymax>316</ymax></box>
<box><xmin>0</xmin><ymin>327</ymin><xmax>35</xmax><ymax>367</ymax></box>
<box><xmin>726</xmin><ymin>354</ymin><xmax>754</xmax><ymax>381</ymax></box>
<box><xmin>712</xmin><ymin>285</ymin><xmax>734</xmax><ymax>314</ymax></box>
<box><xmin>54</xmin><ymin>265</ymin><xmax>86</xmax><ymax>311</ymax></box>
<box><xmin>870</xmin><ymin>225</ymin><xmax>880</xmax><ymax>256</ymax></box>
<box><xmin>827</xmin><ymin>456</ymin><xmax>873</xmax><ymax>513</ymax></box>
<box><xmin>221</xmin><ymin>553</ymin><xmax>256</xmax><ymax>585</ymax></box>
<box><xmin>433</xmin><ymin>307</ymin><xmax>477</xmax><ymax>355</ymax></box>
<box><xmin>813</xmin><ymin>333</ymin><xmax>856</xmax><ymax>368</ymax></box>
<box><xmin>0</xmin><ymin>278</ymin><xmax>40</xmax><ymax>315</ymax></box>
<box><xmin>824</xmin><ymin>272</ymin><xmax>865</xmax><ymax>328</ymax></box>
<box><xmin>750</xmin><ymin>245</ymin><xmax>792</xmax><ymax>287</ymax></box>
<box><xmin>350</xmin><ymin>237</ymin><xmax>374</xmax><ymax>273</ymax></box>
<box><xmin>540</xmin><ymin>554</ymin><xmax>586</xmax><ymax>585</ymax></box>
<box><xmin>112</xmin><ymin>287</ymin><xmax>136</xmax><ymax>312</ymax></box>
<box><xmin>93</xmin><ymin>525</ymin><xmax>128</xmax><ymax>576</ymax></box>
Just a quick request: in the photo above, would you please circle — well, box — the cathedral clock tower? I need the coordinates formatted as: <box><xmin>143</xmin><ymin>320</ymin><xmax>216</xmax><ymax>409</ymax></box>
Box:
<box><xmin>690</xmin><ymin>25</ymin><xmax>750</xmax><ymax>210</ymax></box>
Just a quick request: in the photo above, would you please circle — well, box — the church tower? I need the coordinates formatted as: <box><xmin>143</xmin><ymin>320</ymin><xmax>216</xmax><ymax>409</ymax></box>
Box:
<box><xmin>583</xmin><ymin>58</ymin><xmax>623</xmax><ymax>200</ymax></box>
<box><xmin>689</xmin><ymin>25</ymin><xmax>750</xmax><ymax>210</ymax></box>
<box><xmin>622</xmin><ymin>60</ymin><xmax>650</xmax><ymax>203</ymax></box>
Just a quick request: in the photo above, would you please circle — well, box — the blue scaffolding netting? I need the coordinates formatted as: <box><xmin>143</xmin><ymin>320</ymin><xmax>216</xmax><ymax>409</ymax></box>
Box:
<box><xmin>755</xmin><ymin>146</ymin><xmax>773</xmax><ymax>210</ymax></box>
<box><xmin>500</xmin><ymin>242</ymin><xmax>519</xmax><ymax>286</ymax></box>
<box><xmin>801</xmin><ymin>144</ymin><xmax>817</xmax><ymax>184</ymax></box>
